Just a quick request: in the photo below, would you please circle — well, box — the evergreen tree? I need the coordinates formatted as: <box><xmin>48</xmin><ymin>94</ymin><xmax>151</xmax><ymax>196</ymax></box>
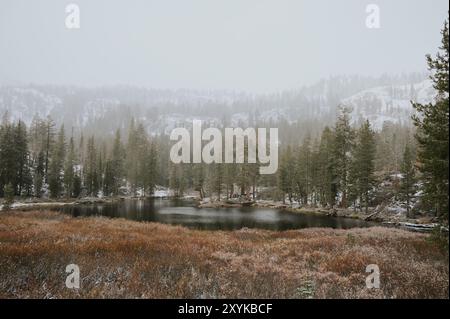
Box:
<box><xmin>399</xmin><ymin>144</ymin><xmax>417</xmax><ymax>218</ymax></box>
<box><xmin>350</xmin><ymin>120</ymin><xmax>376</xmax><ymax>214</ymax></box>
<box><xmin>169</xmin><ymin>162</ymin><xmax>185</xmax><ymax>197</ymax></box>
<box><xmin>143</xmin><ymin>141</ymin><xmax>157</xmax><ymax>196</ymax></box>
<box><xmin>193</xmin><ymin>163</ymin><xmax>206</xmax><ymax>199</ymax></box>
<box><xmin>317</xmin><ymin>127</ymin><xmax>337</xmax><ymax>207</ymax></box>
<box><xmin>44</xmin><ymin>116</ymin><xmax>56</xmax><ymax>183</ymax></box>
<box><xmin>78</xmin><ymin>134</ymin><xmax>85</xmax><ymax>186</ymax></box>
<box><xmin>48</xmin><ymin>125</ymin><xmax>66</xmax><ymax>198</ymax></box>
<box><xmin>295</xmin><ymin>135</ymin><xmax>312</xmax><ymax>205</ymax></box>
<box><xmin>85</xmin><ymin>136</ymin><xmax>99</xmax><ymax>197</ymax></box>
<box><xmin>33</xmin><ymin>151</ymin><xmax>45</xmax><ymax>197</ymax></box>
<box><xmin>97</xmin><ymin>147</ymin><xmax>105</xmax><ymax>195</ymax></box>
<box><xmin>310</xmin><ymin>138</ymin><xmax>321</xmax><ymax>206</ymax></box>
<box><xmin>334</xmin><ymin>106</ymin><xmax>355</xmax><ymax>208</ymax></box>
<box><xmin>111</xmin><ymin>129</ymin><xmax>125</xmax><ymax>195</ymax></box>
<box><xmin>28</xmin><ymin>116</ymin><xmax>45</xmax><ymax>162</ymax></box>
<box><xmin>103</xmin><ymin>159</ymin><xmax>115</xmax><ymax>196</ymax></box>
<box><xmin>126</xmin><ymin>120</ymin><xmax>146</xmax><ymax>195</ymax></box>
<box><xmin>73</xmin><ymin>173</ymin><xmax>82</xmax><ymax>198</ymax></box>
<box><xmin>64</xmin><ymin>136</ymin><xmax>76</xmax><ymax>198</ymax></box>
<box><xmin>0</xmin><ymin>121</ymin><xmax>31</xmax><ymax>197</ymax></box>
<box><xmin>209</xmin><ymin>163</ymin><xmax>224</xmax><ymax>200</ymax></box>
<box><xmin>0</xmin><ymin>123</ymin><xmax>16</xmax><ymax>196</ymax></box>
<box><xmin>412</xmin><ymin>16</ymin><xmax>449</xmax><ymax>220</ymax></box>
<box><xmin>21</xmin><ymin>158</ymin><xmax>33</xmax><ymax>197</ymax></box>
<box><xmin>15</xmin><ymin>121</ymin><xmax>30</xmax><ymax>196</ymax></box>
<box><xmin>278</xmin><ymin>146</ymin><xmax>295</xmax><ymax>203</ymax></box>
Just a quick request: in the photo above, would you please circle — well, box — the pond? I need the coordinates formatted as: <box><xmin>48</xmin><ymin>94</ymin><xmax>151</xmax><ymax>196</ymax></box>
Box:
<box><xmin>57</xmin><ymin>198</ymin><xmax>376</xmax><ymax>231</ymax></box>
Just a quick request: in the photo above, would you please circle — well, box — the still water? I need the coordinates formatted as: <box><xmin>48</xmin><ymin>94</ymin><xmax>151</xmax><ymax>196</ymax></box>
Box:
<box><xmin>58</xmin><ymin>198</ymin><xmax>375</xmax><ymax>231</ymax></box>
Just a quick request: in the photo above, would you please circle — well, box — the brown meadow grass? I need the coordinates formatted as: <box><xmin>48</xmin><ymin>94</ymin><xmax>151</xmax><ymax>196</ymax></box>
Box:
<box><xmin>0</xmin><ymin>210</ymin><xmax>448</xmax><ymax>299</ymax></box>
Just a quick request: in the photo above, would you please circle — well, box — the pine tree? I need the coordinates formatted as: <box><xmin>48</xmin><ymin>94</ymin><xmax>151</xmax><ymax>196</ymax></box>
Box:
<box><xmin>73</xmin><ymin>173</ymin><xmax>82</xmax><ymax>198</ymax></box>
<box><xmin>15</xmin><ymin>121</ymin><xmax>30</xmax><ymax>196</ymax></box>
<box><xmin>193</xmin><ymin>163</ymin><xmax>206</xmax><ymax>199</ymax></box>
<box><xmin>310</xmin><ymin>138</ymin><xmax>321</xmax><ymax>206</ymax></box>
<box><xmin>412</xmin><ymin>16</ymin><xmax>449</xmax><ymax>220</ymax></box>
<box><xmin>350</xmin><ymin>120</ymin><xmax>376</xmax><ymax>214</ymax></box>
<box><xmin>0</xmin><ymin>123</ymin><xmax>16</xmax><ymax>196</ymax></box>
<box><xmin>64</xmin><ymin>136</ymin><xmax>76</xmax><ymax>198</ymax></box>
<box><xmin>126</xmin><ymin>119</ymin><xmax>141</xmax><ymax>195</ymax></box>
<box><xmin>249</xmin><ymin>163</ymin><xmax>259</xmax><ymax>201</ymax></box>
<box><xmin>278</xmin><ymin>146</ymin><xmax>295</xmax><ymax>203</ymax></box>
<box><xmin>295</xmin><ymin>135</ymin><xmax>312</xmax><ymax>205</ymax></box>
<box><xmin>97</xmin><ymin>147</ymin><xmax>105</xmax><ymax>196</ymax></box>
<box><xmin>103</xmin><ymin>159</ymin><xmax>115</xmax><ymax>196</ymax></box>
<box><xmin>399</xmin><ymin>144</ymin><xmax>417</xmax><ymax>218</ymax></box>
<box><xmin>28</xmin><ymin>116</ymin><xmax>45</xmax><ymax>161</ymax></box>
<box><xmin>44</xmin><ymin>116</ymin><xmax>56</xmax><ymax>183</ymax></box>
<box><xmin>143</xmin><ymin>141</ymin><xmax>157</xmax><ymax>196</ymax></box>
<box><xmin>0</xmin><ymin>121</ymin><xmax>32</xmax><ymax>197</ymax></box>
<box><xmin>111</xmin><ymin>129</ymin><xmax>125</xmax><ymax>195</ymax></box>
<box><xmin>48</xmin><ymin>125</ymin><xmax>66</xmax><ymax>198</ymax></box>
<box><xmin>21</xmin><ymin>157</ymin><xmax>33</xmax><ymax>197</ymax></box>
<box><xmin>334</xmin><ymin>106</ymin><xmax>355</xmax><ymax>208</ymax></box>
<box><xmin>317</xmin><ymin>127</ymin><xmax>337</xmax><ymax>207</ymax></box>
<box><xmin>78</xmin><ymin>134</ymin><xmax>85</xmax><ymax>186</ymax></box>
<box><xmin>126</xmin><ymin>119</ymin><xmax>136</xmax><ymax>193</ymax></box>
<box><xmin>169</xmin><ymin>162</ymin><xmax>185</xmax><ymax>197</ymax></box>
<box><xmin>209</xmin><ymin>163</ymin><xmax>224</xmax><ymax>200</ymax></box>
<box><xmin>85</xmin><ymin>136</ymin><xmax>99</xmax><ymax>197</ymax></box>
<box><xmin>33</xmin><ymin>151</ymin><xmax>45</xmax><ymax>197</ymax></box>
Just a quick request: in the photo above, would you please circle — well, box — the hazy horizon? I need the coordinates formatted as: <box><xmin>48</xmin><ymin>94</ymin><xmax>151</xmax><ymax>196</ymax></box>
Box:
<box><xmin>1</xmin><ymin>0</ymin><xmax>448</xmax><ymax>93</ymax></box>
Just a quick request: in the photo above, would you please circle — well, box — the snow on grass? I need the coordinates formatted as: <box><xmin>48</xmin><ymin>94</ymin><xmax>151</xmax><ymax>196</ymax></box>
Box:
<box><xmin>0</xmin><ymin>211</ymin><xmax>447</xmax><ymax>298</ymax></box>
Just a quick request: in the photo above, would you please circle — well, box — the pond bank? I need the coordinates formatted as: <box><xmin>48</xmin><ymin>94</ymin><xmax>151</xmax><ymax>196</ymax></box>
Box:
<box><xmin>2</xmin><ymin>196</ymin><xmax>445</xmax><ymax>233</ymax></box>
<box><xmin>198</xmin><ymin>199</ymin><xmax>445</xmax><ymax>232</ymax></box>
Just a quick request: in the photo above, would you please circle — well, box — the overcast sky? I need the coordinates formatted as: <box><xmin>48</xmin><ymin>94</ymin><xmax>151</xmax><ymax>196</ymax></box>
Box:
<box><xmin>0</xmin><ymin>0</ymin><xmax>448</xmax><ymax>92</ymax></box>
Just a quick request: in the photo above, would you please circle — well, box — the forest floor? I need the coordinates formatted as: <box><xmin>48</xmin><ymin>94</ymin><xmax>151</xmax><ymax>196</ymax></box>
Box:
<box><xmin>0</xmin><ymin>210</ymin><xmax>448</xmax><ymax>299</ymax></box>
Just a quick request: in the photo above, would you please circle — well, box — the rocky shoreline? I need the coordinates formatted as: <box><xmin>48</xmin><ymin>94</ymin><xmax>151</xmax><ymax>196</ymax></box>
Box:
<box><xmin>197</xmin><ymin>199</ymin><xmax>446</xmax><ymax>232</ymax></box>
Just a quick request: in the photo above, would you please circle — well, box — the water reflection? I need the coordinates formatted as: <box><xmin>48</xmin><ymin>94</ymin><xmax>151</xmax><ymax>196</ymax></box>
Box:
<box><xmin>59</xmin><ymin>198</ymin><xmax>375</xmax><ymax>231</ymax></box>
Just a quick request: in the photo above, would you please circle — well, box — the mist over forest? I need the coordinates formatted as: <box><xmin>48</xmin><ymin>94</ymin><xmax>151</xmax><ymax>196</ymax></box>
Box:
<box><xmin>0</xmin><ymin>72</ymin><xmax>432</xmax><ymax>138</ymax></box>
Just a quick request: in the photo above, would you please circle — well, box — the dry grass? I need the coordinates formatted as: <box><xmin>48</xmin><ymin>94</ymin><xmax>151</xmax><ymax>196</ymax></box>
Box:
<box><xmin>0</xmin><ymin>210</ymin><xmax>448</xmax><ymax>299</ymax></box>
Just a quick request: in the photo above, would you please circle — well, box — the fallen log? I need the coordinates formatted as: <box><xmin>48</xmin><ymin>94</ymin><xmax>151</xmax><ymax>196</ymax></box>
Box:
<box><xmin>364</xmin><ymin>204</ymin><xmax>387</xmax><ymax>221</ymax></box>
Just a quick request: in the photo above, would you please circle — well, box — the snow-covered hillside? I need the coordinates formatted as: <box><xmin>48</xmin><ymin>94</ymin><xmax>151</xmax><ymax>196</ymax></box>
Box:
<box><xmin>0</xmin><ymin>76</ymin><xmax>435</xmax><ymax>134</ymax></box>
<box><xmin>342</xmin><ymin>79</ymin><xmax>435</xmax><ymax>130</ymax></box>
<box><xmin>0</xmin><ymin>87</ymin><xmax>62</xmax><ymax>124</ymax></box>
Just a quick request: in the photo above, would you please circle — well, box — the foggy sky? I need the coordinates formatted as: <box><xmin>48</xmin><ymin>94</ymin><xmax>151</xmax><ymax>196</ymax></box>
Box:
<box><xmin>0</xmin><ymin>0</ymin><xmax>448</xmax><ymax>93</ymax></box>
